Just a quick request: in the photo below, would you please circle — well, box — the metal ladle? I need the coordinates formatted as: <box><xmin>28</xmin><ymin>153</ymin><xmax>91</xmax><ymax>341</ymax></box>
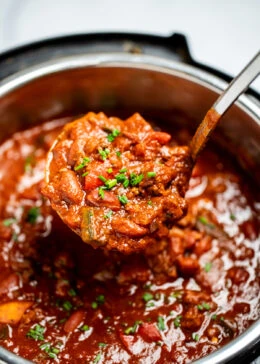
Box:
<box><xmin>190</xmin><ymin>51</ymin><xmax>260</xmax><ymax>161</ymax></box>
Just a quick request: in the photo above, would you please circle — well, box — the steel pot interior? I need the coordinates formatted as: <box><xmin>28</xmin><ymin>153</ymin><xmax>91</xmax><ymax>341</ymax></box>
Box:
<box><xmin>0</xmin><ymin>53</ymin><xmax>259</xmax><ymax>364</ymax></box>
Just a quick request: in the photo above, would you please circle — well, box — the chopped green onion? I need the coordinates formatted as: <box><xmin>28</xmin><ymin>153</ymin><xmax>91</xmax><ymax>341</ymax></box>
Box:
<box><xmin>82</xmin><ymin>171</ymin><xmax>89</xmax><ymax>177</ymax></box>
<box><xmin>98</xmin><ymin>148</ymin><xmax>110</xmax><ymax>160</ymax></box>
<box><xmin>104</xmin><ymin>210</ymin><xmax>113</xmax><ymax>219</ymax></box>
<box><xmin>105</xmin><ymin>179</ymin><xmax>117</xmax><ymax>189</ymax></box>
<box><xmin>147</xmin><ymin>200</ymin><xmax>152</xmax><ymax>206</ymax></box>
<box><xmin>27</xmin><ymin>207</ymin><xmax>40</xmax><ymax>224</ymax></box>
<box><xmin>230</xmin><ymin>213</ymin><xmax>236</xmax><ymax>221</ymax></box>
<box><xmin>98</xmin><ymin>175</ymin><xmax>107</xmax><ymax>183</ymax></box>
<box><xmin>198</xmin><ymin>215</ymin><xmax>215</xmax><ymax>229</ymax></box>
<box><xmin>98</xmin><ymin>187</ymin><xmax>105</xmax><ymax>199</ymax></box>
<box><xmin>27</xmin><ymin>324</ymin><xmax>45</xmax><ymax>341</ymax></box>
<box><xmin>107</xmin><ymin>168</ymin><xmax>113</xmax><ymax>174</ymax></box>
<box><xmin>107</xmin><ymin>129</ymin><xmax>120</xmax><ymax>142</ymax></box>
<box><xmin>91</xmin><ymin>302</ymin><xmax>98</xmax><ymax>309</ymax></box>
<box><xmin>62</xmin><ymin>300</ymin><xmax>72</xmax><ymax>311</ymax></box>
<box><xmin>68</xmin><ymin>288</ymin><xmax>77</xmax><ymax>297</ymax></box>
<box><xmin>204</xmin><ymin>262</ymin><xmax>212</xmax><ymax>273</ymax></box>
<box><xmin>130</xmin><ymin>173</ymin><xmax>144</xmax><ymax>186</ymax></box>
<box><xmin>118</xmin><ymin>195</ymin><xmax>128</xmax><ymax>205</ymax></box>
<box><xmin>96</xmin><ymin>295</ymin><xmax>105</xmax><ymax>304</ymax></box>
<box><xmin>120</xmin><ymin>168</ymin><xmax>127</xmax><ymax>173</ymax></box>
<box><xmin>211</xmin><ymin>314</ymin><xmax>217</xmax><ymax>320</ymax></box>
<box><xmin>98</xmin><ymin>343</ymin><xmax>107</xmax><ymax>348</ymax></box>
<box><xmin>142</xmin><ymin>292</ymin><xmax>154</xmax><ymax>302</ymax></box>
<box><xmin>123</xmin><ymin>179</ymin><xmax>129</xmax><ymax>188</ymax></box>
<box><xmin>3</xmin><ymin>218</ymin><xmax>16</xmax><ymax>226</ymax></box>
<box><xmin>147</xmin><ymin>171</ymin><xmax>156</xmax><ymax>178</ymax></box>
<box><xmin>157</xmin><ymin>316</ymin><xmax>166</xmax><ymax>331</ymax></box>
<box><xmin>116</xmin><ymin>151</ymin><xmax>121</xmax><ymax>158</ymax></box>
<box><xmin>93</xmin><ymin>352</ymin><xmax>102</xmax><ymax>364</ymax></box>
<box><xmin>124</xmin><ymin>321</ymin><xmax>141</xmax><ymax>335</ymax></box>
<box><xmin>115</xmin><ymin>173</ymin><xmax>127</xmax><ymax>183</ymax></box>
<box><xmin>80</xmin><ymin>324</ymin><xmax>90</xmax><ymax>332</ymax></box>
<box><xmin>192</xmin><ymin>332</ymin><xmax>199</xmax><ymax>342</ymax></box>
<box><xmin>173</xmin><ymin>315</ymin><xmax>182</xmax><ymax>328</ymax></box>
<box><xmin>74</xmin><ymin>157</ymin><xmax>90</xmax><ymax>171</ymax></box>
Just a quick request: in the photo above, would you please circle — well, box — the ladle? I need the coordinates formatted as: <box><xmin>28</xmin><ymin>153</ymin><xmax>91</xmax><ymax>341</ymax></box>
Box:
<box><xmin>190</xmin><ymin>51</ymin><xmax>260</xmax><ymax>161</ymax></box>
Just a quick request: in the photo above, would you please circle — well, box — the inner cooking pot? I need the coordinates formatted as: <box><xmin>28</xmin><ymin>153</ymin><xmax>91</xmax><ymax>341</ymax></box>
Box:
<box><xmin>0</xmin><ymin>48</ymin><xmax>259</xmax><ymax>364</ymax></box>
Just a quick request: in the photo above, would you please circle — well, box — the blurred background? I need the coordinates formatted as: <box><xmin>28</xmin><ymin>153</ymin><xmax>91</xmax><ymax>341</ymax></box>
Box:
<box><xmin>0</xmin><ymin>0</ymin><xmax>259</xmax><ymax>91</ymax></box>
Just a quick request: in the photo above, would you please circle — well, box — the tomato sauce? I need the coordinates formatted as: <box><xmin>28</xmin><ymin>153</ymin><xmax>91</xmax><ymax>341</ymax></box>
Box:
<box><xmin>0</xmin><ymin>116</ymin><xmax>259</xmax><ymax>363</ymax></box>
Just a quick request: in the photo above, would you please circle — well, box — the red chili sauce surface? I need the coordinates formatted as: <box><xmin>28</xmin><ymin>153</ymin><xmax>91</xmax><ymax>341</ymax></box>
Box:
<box><xmin>0</xmin><ymin>116</ymin><xmax>259</xmax><ymax>364</ymax></box>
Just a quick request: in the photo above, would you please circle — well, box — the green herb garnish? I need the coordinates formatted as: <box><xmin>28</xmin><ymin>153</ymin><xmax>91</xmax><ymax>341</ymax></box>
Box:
<box><xmin>40</xmin><ymin>342</ymin><xmax>60</xmax><ymax>359</ymax></box>
<box><xmin>157</xmin><ymin>316</ymin><xmax>166</xmax><ymax>331</ymax></box>
<box><xmin>204</xmin><ymin>262</ymin><xmax>212</xmax><ymax>273</ymax></box>
<box><xmin>142</xmin><ymin>292</ymin><xmax>154</xmax><ymax>302</ymax></box>
<box><xmin>82</xmin><ymin>171</ymin><xmax>89</xmax><ymax>177</ymax></box>
<box><xmin>27</xmin><ymin>207</ymin><xmax>40</xmax><ymax>224</ymax></box>
<box><xmin>147</xmin><ymin>171</ymin><xmax>156</xmax><ymax>178</ymax></box>
<box><xmin>116</xmin><ymin>151</ymin><xmax>121</xmax><ymax>158</ymax></box>
<box><xmin>107</xmin><ymin>168</ymin><xmax>113</xmax><ymax>174</ymax></box>
<box><xmin>98</xmin><ymin>187</ymin><xmax>105</xmax><ymax>199</ymax></box>
<box><xmin>105</xmin><ymin>179</ymin><xmax>117</xmax><ymax>189</ymax></box>
<box><xmin>192</xmin><ymin>332</ymin><xmax>199</xmax><ymax>342</ymax></box>
<box><xmin>98</xmin><ymin>343</ymin><xmax>107</xmax><ymax>348</ymax></box>
<box><xmin>107</xmin><ymin>129</ymin><xmax>120</xmax><ymax>142</ymax></box>
<box><xmin>80</xmin><ymin>324</ymin><xmax>90</xmax><ymax>332</ymax></box>
<box><xmin>68</xmin><ymin>288</ymin><xmax>77</xmax><ymax>297</ymax></box>
<box><xmin>93</xmin><ymin>352</ymin><xmax>102</xmax><ymax>364</ymax></box>
<box><xmin>147</xmin><ymin>200</ymin><xmax>153</xmax><ymax>206</ymax></box>
<box><xmin>62</xmin><ymin>301</ymin><xmax>73</xmax><ymax>311</ymax></box>
<box><xmin>124</xmin><ymin>320</ymin><xmax>141</xmax><ymax>335</ymax></box>
<box><xmin>118</xmin><ymin>195</ymin><xmax>128</xmax><ymax>205</ymax></box>
<box><xmin>74</xmin><ymin>157</ymin><xmax>90</xmax><ymax>171</ymax></box>
<box><xmin>120</xmin><ymin>168</ymin><xmax>127</xmax><ymax>173</ymax></box>
<box><xmin>98</xmin><ymin>148</ymin><xmax>110</xmax><ymax>160</ymax></box>
<box><xmin>27</xmin><ymin>324</ymin><xmax>45</xmax><ymax>341</ymax></box>
<box><xmin>98</xmin><ymin>175</ymin><xmax>107</xmax><ymax>183</ymax></box>
<box><xmin>197</xmin><ymin>302</ymin><xmax>211</xmax><ymax>311</ymax></box>
<box><xmin>3</xmin><ymin>218</ymin><xmax>16</xmax><ymax>226</ymax></box>
<box><xmin>130</xmin><ymin>173</ymin><xmax>144</xmax><ymax>186</ymax></box>
<box><xmin>174</xmin><ymin>315</ymin><xmax>182</xmax><ymax>328</ymax></box>
<box><xmin>104</xmin><ymin>210</ymin><xmax>113</xmax><ymax>219</ymax></box>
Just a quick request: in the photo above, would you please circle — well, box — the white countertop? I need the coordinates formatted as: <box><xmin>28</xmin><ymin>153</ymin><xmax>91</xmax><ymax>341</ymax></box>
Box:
<box><xmin>0</xmin><ymin>0</ymin><xmax>259</xmax><ymax>92</ymax></box>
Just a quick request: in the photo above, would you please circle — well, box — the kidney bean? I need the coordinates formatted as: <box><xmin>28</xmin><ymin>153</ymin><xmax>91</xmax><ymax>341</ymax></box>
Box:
<box><xmin>59</xmin><ymin>170</ymin><xmax>84</xmax><ymax>205</ymax></box>
<box><xmin>86</xmin><ymin>190</ymin><xmax>121</xmax><ymax>211</ymax></box>
<box><xmin>111</xmin><ymin>217</ymin><xmax>148</xmax><ymax>237</ymax></box>
<box><xmin>64</xmin><ymin>310</ymin><xmax>85</xmax><ymax>333</ymax></box>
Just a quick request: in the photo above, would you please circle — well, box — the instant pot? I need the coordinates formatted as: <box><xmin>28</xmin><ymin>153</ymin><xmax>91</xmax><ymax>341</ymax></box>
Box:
<box><xmin>0</xmin><ymin>32</ymin><xmax>259</xmax><ymax>364</ymax></box>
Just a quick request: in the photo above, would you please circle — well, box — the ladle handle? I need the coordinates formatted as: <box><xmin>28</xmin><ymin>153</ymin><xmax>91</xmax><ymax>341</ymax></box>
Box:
<box><xmin>190</xmin><ymin>51</ymin><xmax>260</xmax><ymax>161</ymax></box>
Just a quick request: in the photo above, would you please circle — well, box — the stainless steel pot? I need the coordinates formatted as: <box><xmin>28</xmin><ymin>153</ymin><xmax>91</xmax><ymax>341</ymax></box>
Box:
<box><xmin>0</xmin><ymin>34</ymin><xmax>259</xmax><ymax>364</ymax></box>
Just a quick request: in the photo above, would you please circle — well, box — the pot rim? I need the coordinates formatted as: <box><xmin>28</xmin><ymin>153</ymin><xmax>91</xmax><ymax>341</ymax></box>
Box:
<box><xmin>0</xmin><ymin>52</ymin><xmax>259</xmax><ymax>364</ymax></box>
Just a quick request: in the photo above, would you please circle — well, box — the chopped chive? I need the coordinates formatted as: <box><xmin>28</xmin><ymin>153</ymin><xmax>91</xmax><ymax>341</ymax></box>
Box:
<box><xmin>118</xmin><ymin>195</ymin><xmax>128</xmax><ymax>205</ymax></box>
<box><xmin>147</xmin><ymin>200</ymin><xmax>152</xmax><ymax>206</ymax></box>
<box><xmin>124</xmin><ymin>321</ymin><xmax>141</xmax><ymax>335</ymax></box>
<box><xmin>174</xmin><ymin>315</ymin><xmax>182</xmax><ymax>328</ymax></box>
<box><xmin>105</xmin><ymin>179</ymin><xmax>117</xmax><ymax>189</ymax></box>
<box><xmin>142</xmin><ymin>292</ymin><xmax>154</xmax><ymax>302</ymax></box>
<box><xmin>98</xmin><ymin>187</ymin><xmax>105</xmax><ymax>199</ymax></box>
<box><xmin>130</xmin><ymin>173</ymin><xmax>144</xmax><ymax>186</ymax></box>
<box><xmin>80</xmin><ymin>324</ymin><xmax>90</xmax><ymax>332</ymax></box>
<box><xmin>3</xmin><ymin>218</ymin><xmax>16</xmax><ymax>226</ymax></box>
<box><xmin>104</xmin><ymin>210</ymin><xmax>113</xmax><ymax>219</ymax></box>
<box><xmin>27</xmin><ymin>324</ymin><xmax>45</xmax><ymax>341</ymax></box>
<box><xmin>115</xmin><ymin>173</ymin><xmax>127</xmax><ymax>183</ymax></box>
<box><xmin>93</xmin><ymin>352</ymin><xmax>102</xmax><ymax>364</ymax></box>
<box><xmin>147</xmin><ymin>171</ymin><xmax>156</xmax><ymax>178</ymax></box>
<box><xmin>211</xmin><ymin>314</ymin><xmax>217</xmax><ymax>320</ymax></box>
<box><xmin>91</xmin><ymin>302</ymin><xmax>98</xmax><ymax>309</ymax></box>
<box><xmin>27</xmin><ymin>207</ymin><xmax>40</xmax><ymax>224</ymax></box>
<box><xmin>107</xmin><ymin>168</ymin><xmax>113</xmax><ymax>174</ymax></box>
<box><xmin>62</xmin><ymin>301</ymin><xmax>73</xmax><ymax>311</ymax></box>
<box><xmin>192</xmin><ymin>332</ymin><xmax>199</xmax><ymax>342</ymax></box>
<box><xmin>98</xmin><ymin>148</ymin><xmax>110</xmax><ymax>160</ymax></box>
<box><xmin>98</xmin><ymin>343</ymin><xmax>107</xmax><ymax>348</ymax></box>
<box><xmin>120</xmin><ymin>168</ymin><xmax>127</xmax><ymax>173</ymax></box>
<box><xmin>157</xmin><ymin>316</ymin><xmax>166</xmax><ymax>331</ymax></box>
<box><xmin>204</xmin><ymin>262</ymin><xmax>212</xmax><ymax>273</ymax></box>
<box><xmin>198</xmin><ymin>215</ymin><xmax>215</xmax><ymax>229</ymax></box>
<box><xmin>82</xmin><ymin>171</ymin><xmax>89</xmax><ymax>177</ymax></box>
<box><xmin>230</xmin><ymin>213</ymin><xmax>236</xmax><ymax>221</ymax></box>
<box><xmin>107</xmin><ymin>129</ymin><xmax>120</xmax><ymax>142</ymax></box>
<box><xmin>68</xmin><ymin>288</ymin><xmax>77</xmax><ymax>297</ymax></box>
<box><xmin>116</xmin><ymin>151</ymin><xmax>121</xmax><ymax>158</ymax></box>
<box><xmin>96</xmin><ymin>295</ymin><xmax>105</xmax><ymax>304</ymax></box>
<box><xmin>98</xmin><ymin>175</ymin><xmax>107</xmax><ymax>183</ymax></box>
<box><xmin>123</xmin><ymin>179</ymin><xmax>129</xmax><ymax>188</ymax></box>
<box><xmin>74</xmin><ymin>157</ymin><xmax>90</xmax><ymax>171</ymax></box>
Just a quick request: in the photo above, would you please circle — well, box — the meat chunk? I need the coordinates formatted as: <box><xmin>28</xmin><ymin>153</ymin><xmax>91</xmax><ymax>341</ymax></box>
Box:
<box><xmin>42</xmin><ymin>112</ymin><xmax>192</xmax><ymax>253</ymax></box>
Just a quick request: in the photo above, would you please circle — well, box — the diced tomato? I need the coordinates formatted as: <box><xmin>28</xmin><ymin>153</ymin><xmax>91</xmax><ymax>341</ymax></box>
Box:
<box><xmin>86</xmin><ymin>189</ymin><xmax>121</xmax><ymax>211</ymax></box>
<box><xmin>138</xmin><ymin>323</ymin><xmax>161</xmax><ymax>342</ymax></box>
<box><xmin>119</xmin><ymin>331</ymin><xmax>135</xmax><ymax>352</ymax></box>
<box><xmin>144</xmin><ymin>131</ymin><xmax>171</xmax><ymax>144</ymax></box>
<box><xmin>84</xmin><ymin>162</ymin><xmax>115</xmax><ymax>191</ymax></box>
